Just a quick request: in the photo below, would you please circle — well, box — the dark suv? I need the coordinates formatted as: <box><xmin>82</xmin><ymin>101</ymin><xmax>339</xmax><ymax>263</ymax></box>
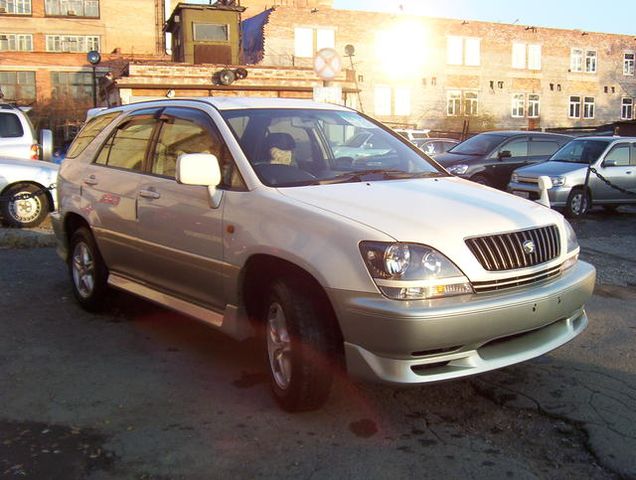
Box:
<box><xmin>435</xmin><ymin>131</ymin><xmax>572</xmax><ymax>189</ymax></box>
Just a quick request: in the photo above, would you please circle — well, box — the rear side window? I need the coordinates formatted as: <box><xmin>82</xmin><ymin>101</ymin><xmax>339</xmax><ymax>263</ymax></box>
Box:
<box><xmin>0</xmin><ymin>112</ymin><xmax>24</xmax><ymax>138</ymax></box>
<box><xmin>66</xmin><ymin>112</ymin><xmax>121</xmax><ymax>159</ymax></box>
<box><xmin>529</xmin><ymin>140</ymin><xmax>561</xmax><ymax>156</ymax></box>
<box><xmin>95</xmin><ymin>118</ymin><xmax>156</xmax><ymax>171</ymax></box>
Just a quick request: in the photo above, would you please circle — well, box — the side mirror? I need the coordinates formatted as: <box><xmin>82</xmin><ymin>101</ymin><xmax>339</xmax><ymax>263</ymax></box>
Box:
<box><xmin>176</xmin><ymin>153</ymin><xmax>221</xmax><ymax>187</ymax></box>
<box><xmin>39</xmin><ymin>129</ymin><xmax>53</xmax><ymax>162</ymax></box>
<box><xmin>498</xmin><ymin>150</ymin><xmax>512</xmax><ymax>160</ymax></box>
<box><xmin>603</xmin><ymin>159</ymin><xmax>618</xmax><ymax>168</ymax></box>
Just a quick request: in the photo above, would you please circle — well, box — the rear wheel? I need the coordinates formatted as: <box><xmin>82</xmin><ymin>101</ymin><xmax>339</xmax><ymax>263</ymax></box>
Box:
<box><xmin>263</xmin><ymin>278</ymin><xmax>334</xmax><ymax>412</ymax></box>
<box><xmin>1</xmin><ymin>183</ymin><xmax>49</xmax><ymax>228</ymax></box>
<box><xmin>565</xmin><ymin>188</ymin><xmax>590</xmax><ymax>218</ymax></box>
<box><xmin>69</xmin><ymin>227</ymin><xmax>109</xmax><ymax>312</ymax></box>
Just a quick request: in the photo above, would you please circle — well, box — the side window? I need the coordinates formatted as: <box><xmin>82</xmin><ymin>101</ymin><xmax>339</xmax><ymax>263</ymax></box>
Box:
<box><xmin>0</xmin><ymin>112</ymin><xmax>24</xmax><ymax>138</ymax></box>
<box><xmin>501</xmin><ymin>139</ymin><xmax>528</xmax><ymax>157</ymax></box>
<box><xmin>529</xmin><ymin>140</ymin><xmax>560</xmax><ymax>156</ymax></box>
<box><xmin>604</xmin><ymin>145</ymin><xmax>630</xmax><ymax>167</ymax></box>
<box><xmin>66</xmin><ymin>112</ymin><xmax>120</xmax><ymax>159</ymax></box>
<box><xmin>94</xmin><ymin>118</ymin><xmax>156</xmax><ymax>171</ymax></box>
<box><xmin>153</xmin><ymin>108</ymin><xmax>245</xmax><ymax>190</ymax></box>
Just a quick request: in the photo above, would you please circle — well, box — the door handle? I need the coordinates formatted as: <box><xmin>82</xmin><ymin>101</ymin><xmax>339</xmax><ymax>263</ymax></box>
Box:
<box><xmin>139</xmin><ymin>189</ymin><xmax>161</xmax><ymax>199</ymax></box>
<box><xmin>83</xmin><ymin>175</ymin><xmax>98</xmax><ymax>186</ymax></box>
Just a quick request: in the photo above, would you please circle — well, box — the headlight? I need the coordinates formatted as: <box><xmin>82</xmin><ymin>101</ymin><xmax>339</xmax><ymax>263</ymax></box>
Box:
<box><xmin>447</xmin><ymin>164</ymin><xmax>468</xmax><ymax>175</ymax></box>
<box><xmin>511</xmin><ymin>173</ymin><xmax>519</xmax><ymax>183</ymax></box>
<box><xmin>561</xmin><ymin>220</ymin><xmax>579</xmax><ymax>272</ymax></box>
<box><xmin>360</xmin><ymin>242</ymin><xmax>473</xmax><ymax>300</ymax></box>
<box><xmin>550</xmin><ymin>176</ymin><xmax>566</xmax><ymax>187</ymax></box>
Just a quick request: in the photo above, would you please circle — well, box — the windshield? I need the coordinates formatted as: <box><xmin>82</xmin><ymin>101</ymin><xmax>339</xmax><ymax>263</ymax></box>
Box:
<box><xmin>448</xmin><ymin>134</ymin><xmax>506</xmax><ymax>156</ymax></box>
<box><xmin>220</xmin><ymin>108</ymin><xmax>445</xmax><ymax>187</ymax></box>
<box><xmin>549</xmin><ymin>139</ymin><xmax>609</xmax><ymax>164</ymax></box>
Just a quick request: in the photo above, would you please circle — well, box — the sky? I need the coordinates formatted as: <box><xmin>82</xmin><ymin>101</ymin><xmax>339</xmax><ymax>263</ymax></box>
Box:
<box><xmin>332</xmin><ymin>0</ymin><xmax>636</xmax><ymax>35</ymax></box>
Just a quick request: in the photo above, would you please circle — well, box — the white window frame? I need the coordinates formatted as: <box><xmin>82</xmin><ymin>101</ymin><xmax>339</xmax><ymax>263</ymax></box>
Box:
<box><xmin>527</xmin><ymin>94</ymin><xmax>540</xmax><ymax>118</ymax></box>
<box><xmin>0</xmin><ymin>0</ymin><xmax>31</xmax><ymax>14</ymax></box>
<box><xmin>0</xmin><ymin>33</ymin><xmax>33</xmax><ymax>51</ymax></box>
<box><xmin>464</xmin><ymin>38</ymin><xmax>480</xmax><ymax>66</ymax></box>
<box><xmin>374</xmin><ymin>85</ymin><xmax>392</xmax><ymax>116</ymax></box>
<box><xmin>45</xmin><ymin>0</ymin><xmax>99</xmax><ymax>17</ymax></box>
<box><xmin>624</xmin><ymin>52</ymin><xmax>635</xmax><ymax>76</ymax></box>
<box><xmin>583</xmin><ymin>97</ymin><xmax>595</xmax><ymax>119</ymax></box>
<box><xmin>570</xmin><ymin>48</ymin><xmax>584</xmax><ymax>72</ymax></box>
<box><xmin>585</xmin><ymin>50</ymin><xmax>597</xmax><ymax>73</ymax></box>
<box><xmin>447</xmin><ymin>90</ymin><xmax>461</xmax><ymax>116</ymax></box>
<box><xmin>527</xmin><ymin>44</ymin><xmax>541</xmax><ymax>70</ymax></box>
<box><xmin>512</xmin><ymin>43</ymin><xmax>526</xmax><ymax>69</ymax></box>
<box><xmin>46</xmin><ymin>34</ymin><xmax>100</xmax><ymax>52</ymax></box>
<box><xmin>316</xmin><ymin>28</ymin><xmax>335</xmax><ymax>51</ymax></box>
<box><xmin>511</xmin><ymin>93</ymin><xmax>525</xmax><ymax>118</ymax></box>
<box><xmin>294</xmin><ymin>27</ymin><xmax>313</xmax><ymax>58</ymax></box>
<box><xmin>394</xmin><ymin>87</ymin><xmax>411</xmax><ymax>116</ymax></box>
<box><xmin>569</xmin><ymin>96</ymin><xmax>581</xmax><ymax>118</ymax></box>
<box><xmin>621</xmin><ymin>97</ymin><xmax>633</xmax><ymax>120</ymax></box>
<box><xmin>447</xmin><ymin>36</ymin><xmax>463</xmax><ymax>65</ymax></box>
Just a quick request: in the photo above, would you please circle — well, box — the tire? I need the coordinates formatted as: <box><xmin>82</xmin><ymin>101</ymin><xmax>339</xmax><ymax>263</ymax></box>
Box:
<box><xmin>565</xmin><ymin>188</ymin><xmax>590</xmax><ymax>218</ymax></box>
<box><xmin>1</xmin><ymin>183</ymin><xmax>50</xmax><ymax>228</ymax></box>
<box><xmin>470</xmin><ymin>174</ymin><xmax>491</xmax><ymax>187</ymax></box>
<box><xmin>69</xmin><ymin>227</ymin><xmax>109</xmax><ymax>312</ymax></box>
<box><xmin>263</xmin><ymin>278</ymin><xmax>335</xmax><ymax>412</ymax></box>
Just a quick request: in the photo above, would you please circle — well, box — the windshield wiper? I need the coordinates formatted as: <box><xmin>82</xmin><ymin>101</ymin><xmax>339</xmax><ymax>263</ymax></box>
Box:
<box><xmin>318</xmin><ymin>170</ymin><xmax>444</xmax><ymax>185</ymax></box>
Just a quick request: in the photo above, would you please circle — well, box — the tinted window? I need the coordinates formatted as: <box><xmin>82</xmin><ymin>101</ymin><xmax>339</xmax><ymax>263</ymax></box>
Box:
<box><xmin>95</xmin><ymin>118</ymin><xmax>155</xmax><ymax>171</ymax></box>
<box><xmin>502</xmin><ymin>139</ymin><xmax>528</xmax><ymax>157</ymax></box>
<box><xmin>66</xmin><ymin>112</ymin><xmax>121</xmax><ymax>159</ymax></box>
<box><xmin>153</xmin><ymin>108</ymin><xmax>244</xmax><ymax>189</ymax></box>
<box><xmin>0</xmin><ymin>112</ymin><xmax>24</xmax><ymax>138</ymax></box>
<box><xmin>449</xmin><ymin>134</ymin><xmax>507</xmax><ymax>155</ymax></box>
<box><xmin>605</xmin><ymin>145</ymin><xmax>630</xmax><ymax>167</ymax></box>
<box><xmin>550</xmin><ymin>140</ymin><xmax>609</xmax><ymax>164</ymax></box>
<box><xmin>529</xmin><ymin>140</ymin><xmax>561</xmax><ymax>156</ymax></box>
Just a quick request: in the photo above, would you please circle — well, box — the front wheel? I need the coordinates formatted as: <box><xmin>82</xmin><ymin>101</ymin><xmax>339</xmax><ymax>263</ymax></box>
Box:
<box><xmin>263</xmin><ymin>278</ymin><xmax>334</xmax><ymax>412</ymax></box>
<box><xmin>565</xmin><ymin>188</ymin><xmax>590</xmax><ymax>218</ymax></box>
<box><xmin>1</xmin><ymin>183</ymin><xmax>50</xmax><ymax>228</ymax></box>
<box><xmin>69</xmin><ymin>227</ymin><xmax>109</xmax><ymax>312</ymax></box>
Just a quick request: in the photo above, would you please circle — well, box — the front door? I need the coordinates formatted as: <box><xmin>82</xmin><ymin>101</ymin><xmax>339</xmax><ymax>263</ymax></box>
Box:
<box><xmin>593</xmin><ymin>143</ymin><xmax>636</xmax><ymax>202</ymax></box>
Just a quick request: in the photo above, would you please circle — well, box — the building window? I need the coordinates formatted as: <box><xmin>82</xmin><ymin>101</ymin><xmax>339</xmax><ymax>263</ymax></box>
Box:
<box><xmin>0</xmin><ymin>0</ymin><xmax>31</xmax><ymax>14</ymax></box>
<box><xmin>374</xmin><ymin>85</ymin><xmax>391</xmax><ymax>116</ymax></box>
<box><xmin>46</xmin><ymin>35</ymin><xmax>99</xmax><ymax>52</ymax></box>
<box><xmin>51</xmin><ymin>71</ymin><xmax>94</xmax><ymax>99</ymax></box>
<box><xmin>585</xmin><ymin>50</ymin><xmax>597</xmax><ymax>73</ymax></box>
<box><xmin>511</xmin><ymin>94</ymin><xmax>525</xmax><ymax>118</ymax></box>
<box><xmin>571</xmin><ymin>49</ymin><xmax>596</xmax><ymax>73</ymax></box>
<box><xmin>463</xmin><ymin>91</ymin><xmax>478</xmax><ymax>116</ymax></box>
<box><xmin>569</xmin><ymin>96</ymin><xmax>581</xmax><ymax>118</ymax></box>
<box><xmin>621</xmin><ymin>98</ymin><xmax>633</xmax><ymax>120</ymax></box>
<box><xmin>0</xmin><ymin>71</ymin><xmax>35</xmax><ymax>102</ymax></box>
<box><xmin>45</xmin><ymin>0</ymin><xmax>99</xmax><ymax>17</ymax></box>
<box><xmin>528</xmin><ymin>94</ymin><xmax>540</xmax><ymax>118</ymax></box>
<box><xmin>512</xmin><ymin>43</ymin><xmax>541</xmax><ymax>70</ymax></box>
<box><xmin>193</xmin><ymin>23</ymin><xmax>228</xmax><ymax>42</ymax></box>
<box><xmin>583</xmin><ymin>97</ymin><xmax>595</xmax><ymax>119</ymax></box>
<box><xmin>447</xmin><ymin>36</ymin><xmax>480</xmax><ymax>66</ymax></box>
<box><xmin>447</xmin><ymin>90</ymin><xmax>461</xmax><ymax>116</ymax></box>
<box><xmin>0</xmin><ymin>33</ymin><xmax>33</xmax><ymax>51</ymax></box>
<box><xmin>394</xmin><ymin>87</ymin><xmax>411</xmax><ymax>116</ymax></box>
<box><xmin>570</xmin><ymin>49</ymin><xmax>583</xmax><ymax>72</ymax></box>
<box><xmin>624</xmin><ymin>52</ymin><xmax>635</xmax><ymax>76</ymax></box>
<box><xmin>294</xmin><ymin>27</ymin><xmax>335</xmax><ymax>58</ymax></box>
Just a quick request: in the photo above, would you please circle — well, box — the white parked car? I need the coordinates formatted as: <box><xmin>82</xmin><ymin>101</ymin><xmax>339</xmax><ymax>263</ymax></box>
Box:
<box><xmin>0</xmin><ymin>157</ymin><xmax>58</xmax><ymax>227</ymax></box>
<box><xmin>0</xmin><ymin>103</ymin><xmax>52</xmax><ymax>161</ymax></box>
<box><xmin>53</xmin><ymin>98</ymin><xmax>595</xmax><ymax>411</ymax></box>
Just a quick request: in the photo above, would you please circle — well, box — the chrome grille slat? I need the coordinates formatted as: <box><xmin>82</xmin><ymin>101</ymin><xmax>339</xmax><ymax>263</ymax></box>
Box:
<box><xmin>466</xmin><ymin>225</ymin><xmax>560</xmax><ymax>272</ymax></box>
<box><xmin>472</xmin><ymin>265</ymin><xmax>562</xmax><ymax>293</ymax></box>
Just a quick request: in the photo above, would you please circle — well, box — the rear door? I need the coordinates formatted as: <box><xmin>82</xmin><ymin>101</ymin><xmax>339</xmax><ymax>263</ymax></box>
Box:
<box><xmin>80</xmin><ymin>109</ymin><xmax>160</xmax><ymax>279</ymax></box>
<box><xmin>527</xmin><ymin>137</ymin><xmax>564</xmax><ymax>165</ymax></box>
<box><xmin>135</xmin><ymin>106</ymin><xmax>243</xmax><ymax>310</ymax></box>
<box><xmin>0</xmin><ymin>111</ymin><xmax>32</xmax><ymax>159</ymax></box>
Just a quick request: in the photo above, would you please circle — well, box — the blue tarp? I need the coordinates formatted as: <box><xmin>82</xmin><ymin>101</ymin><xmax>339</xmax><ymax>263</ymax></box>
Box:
<box><xmin>241</xmin><ymin>9</ymin><xmax>273</xmax><ymax>64</ymax></box>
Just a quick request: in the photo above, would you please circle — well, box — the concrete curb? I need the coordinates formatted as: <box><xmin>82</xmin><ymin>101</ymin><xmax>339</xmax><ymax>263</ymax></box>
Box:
<box><xmin>0</xmin><ymin>227</ymin><xmax>56</xmax><ymax>249</ymax></box>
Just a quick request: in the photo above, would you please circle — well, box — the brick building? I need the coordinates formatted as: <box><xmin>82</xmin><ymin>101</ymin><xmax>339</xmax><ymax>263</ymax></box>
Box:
<box><xmin>0</xmin><ymin>0</ymin><xmax>166</xmax><ymax>106</ymax></box>
<box><xmin>243</xmin><ymin>4</ymin><xmax>636</xmax><ymax>130</ymax></box>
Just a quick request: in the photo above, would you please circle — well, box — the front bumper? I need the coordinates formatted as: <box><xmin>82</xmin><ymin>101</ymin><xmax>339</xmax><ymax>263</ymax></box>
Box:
<box><xmin>507</xmin><ymin>180</ymin><xmax>572</xmax><ymax>207</ymax></box>
<box><xmin>330</xmin><ymin>261</ymin><xmax>595</xmax><ymax>384</ymax></box>
<box><xmin>49</xmin><ymin>211</ymin><xmax>68</xmax><ymax>262</ymax></box>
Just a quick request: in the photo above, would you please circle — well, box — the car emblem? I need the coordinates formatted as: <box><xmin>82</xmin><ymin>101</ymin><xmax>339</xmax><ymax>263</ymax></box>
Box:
<box><xmin>522</xmin><ymin>240</ymin><xmax>535</xmax><ymax>255</ymax></box>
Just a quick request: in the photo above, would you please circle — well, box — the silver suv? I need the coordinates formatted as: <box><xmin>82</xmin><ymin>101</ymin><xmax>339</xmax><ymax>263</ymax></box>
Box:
<box><xmin>0</xmin><ymin>103</ymin><xmax>52</xmax><ymax>161</ymax></box>
<box><xmin>509</xmin><ymin>137</ymin><xmax>636</xmax><ymax>217</ymax></box>
<box><xmin>53</xmin><ymin>98</ymin><xmax>595</xmax><ymax>411</ymax></box>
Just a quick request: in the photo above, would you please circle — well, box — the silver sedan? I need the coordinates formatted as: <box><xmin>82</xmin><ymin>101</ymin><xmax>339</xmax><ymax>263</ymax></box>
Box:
<box><xmin>0</xmin><ymin>157</ymin><xmax>58</xmax><ymax>228</ymax></box>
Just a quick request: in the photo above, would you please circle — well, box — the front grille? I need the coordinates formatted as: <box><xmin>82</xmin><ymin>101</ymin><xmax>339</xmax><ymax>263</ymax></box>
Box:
<box><xmin>472</xmin><ymin>264</ymin><xmax>562</xmax><ymax>293</ymax></box>
<box><xmin>466</xmin><ymin>225</ymin><xmax>561</xmax><ymax>272</ymax></box>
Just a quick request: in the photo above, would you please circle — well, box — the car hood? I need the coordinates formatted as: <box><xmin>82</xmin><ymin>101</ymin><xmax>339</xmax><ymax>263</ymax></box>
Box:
<box><xmin>0</xmin><ymin>156</ymin><xmax>59</xmax><ymax>173</ymax></box>
<box><xmin>434</xmin><ymin>152</ymin><xmax>482</xmax><ymax>166</ymax></box>
<box><xmin>278</xmin><ymin>177</ymin><xmax>560</xmax><ymax>279</ymax></box>
<box><xmin>516</xmin><ymin>161</ymin><xmax>587</xmax><ymax>177</ymax></box>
